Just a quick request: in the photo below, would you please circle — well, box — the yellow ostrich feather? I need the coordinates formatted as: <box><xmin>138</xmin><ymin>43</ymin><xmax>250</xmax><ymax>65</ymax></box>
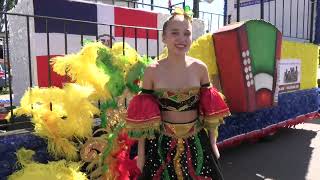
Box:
<box><xmin>8</xmin><ymin>148</ymin><xmax>87</xmax><ymax>180</ymax></box>
<box><xmin>51</xmin><ymin>42</ymin><xmax>111</xmax><ymax>101</ymax></box>
<box><xmin>47</xmin><ymin>137</ymin><xmax>79</xmax><ymax>160</ymax></box>
<box><xmin>15</xmin><ymin>148</ymin><xmax>35</xmax><ymax>167</ymax></box>
<box><xmin>157</xmin><ymin>46</ymin><xmax>168</xmax><ymax>60</ymax></box>
<box><xmin>7</xmin><ymin>87</ymin><xmax>66</xmax><ymax>120</ymax></box>
<box><xmin>60</xmin><ymin>84</ymin><xmax>99</xmax><ymax>138</ymax></box>
<box><xmin>188</xmin><ymin>33</ymin><xmax>218</xmax><ymax>77</ymax></box>
<box><xmin>8</xmin><ymin>85</ymin><xmax>99</xmax><ymax>160</ymax></box>
<box><xmin>111</xmin><ymin>42</ymin><xmax>139</xmax><ymax>65</ymax></box>
<box><xmin>111</xmin><ymin>42</ymin><xmax>140</xmax><ymax>76</ymax></box>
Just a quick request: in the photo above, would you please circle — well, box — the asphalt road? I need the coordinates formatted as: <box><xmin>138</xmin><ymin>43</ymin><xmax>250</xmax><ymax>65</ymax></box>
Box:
<box><xmin>219</xmin><ymin>119</ymin><xmax>320</xmax><ymax>180</ymax></box>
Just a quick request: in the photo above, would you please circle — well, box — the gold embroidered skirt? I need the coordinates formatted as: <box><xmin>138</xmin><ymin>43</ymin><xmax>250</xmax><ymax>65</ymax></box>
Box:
<box><xmin>139</xmin><ymin>119</ymin><xmax>224</xmax><ymax>180</ymax></box>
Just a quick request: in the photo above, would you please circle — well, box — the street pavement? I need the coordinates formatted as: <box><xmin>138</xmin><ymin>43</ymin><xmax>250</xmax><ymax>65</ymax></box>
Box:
<box><xmin>219</xmin><ymin>119</ymin><xmax>320</xmax><ymax>180</ymax></box>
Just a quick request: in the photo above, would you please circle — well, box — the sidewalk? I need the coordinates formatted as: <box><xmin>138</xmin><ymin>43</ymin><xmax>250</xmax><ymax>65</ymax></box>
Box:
<box><xmin>220</xmin><ymin>119</ymin><xmax>320</xmax><ymax>180</ymax></box>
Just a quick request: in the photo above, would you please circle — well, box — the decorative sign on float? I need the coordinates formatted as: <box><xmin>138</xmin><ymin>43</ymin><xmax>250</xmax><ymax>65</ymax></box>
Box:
<box><xmin>277</xmin><ymin>59</ymin><xmax>301</xmax><ymax>93</ymax></box>
<box><xmin>213</xmin><ymin>20</ymin><xmax>281</xmax><ymax>113</ymax></box>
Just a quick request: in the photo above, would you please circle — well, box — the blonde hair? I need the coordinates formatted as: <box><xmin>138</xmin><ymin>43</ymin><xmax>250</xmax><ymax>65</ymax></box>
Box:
<box><xmin>162</xmin><ymin>13</ymin><xmax>193</xmax><ymax>35</ymax></box>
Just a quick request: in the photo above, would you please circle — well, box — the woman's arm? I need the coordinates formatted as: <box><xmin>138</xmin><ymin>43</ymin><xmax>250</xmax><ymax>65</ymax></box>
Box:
<box><xmin>199</xmin><ymin>62</ymin><xmax>221</xmax><ymax>159</ymax></box>
<box><xmin>142</xmin><ymin>66</ymin><xmax>154</xmax><ymax>90</ymax></box>
<box><xmin>209</xmin><ymin>129</ymin><xmax>220</xmax><ymax>159</ymax></box>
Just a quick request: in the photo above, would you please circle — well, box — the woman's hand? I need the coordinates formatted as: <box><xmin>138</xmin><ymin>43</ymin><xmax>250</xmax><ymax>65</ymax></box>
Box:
<box><xmin>209</xmin><ymin>129</ymin><xmax>220</xmax><ymax>159</ymax></box>
<box><xmin>211</xmin><ymin>142</ymin><xmax>220</xmax><ymax>159</ymax></box>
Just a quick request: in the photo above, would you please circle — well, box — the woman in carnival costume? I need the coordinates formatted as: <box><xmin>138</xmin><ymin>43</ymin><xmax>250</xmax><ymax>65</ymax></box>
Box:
<box><xmin>126</xmin><ymin>7</ymin><xmax>230</xmax><ymax>180</ymax></box>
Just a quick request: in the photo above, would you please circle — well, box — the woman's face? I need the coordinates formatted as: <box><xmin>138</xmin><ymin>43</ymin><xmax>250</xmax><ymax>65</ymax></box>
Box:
<box><xmin>163</xmin><ymin>15</ymin><xmax>192</xmax><ymax>56</ymax></box>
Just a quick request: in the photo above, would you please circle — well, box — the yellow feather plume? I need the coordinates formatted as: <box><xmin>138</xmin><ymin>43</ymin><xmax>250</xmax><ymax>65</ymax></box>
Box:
<box><xmin>9</xmin><ymin>84</ymin><xmax>99</xmax><ymax>160</ymax></box>
<box><xmin>51</xmin><ymin>42</ymin><xmax>111</xmax><ymax>101</ymax></box>
<box><xmin>188</xmin><ymin>33</ymin><xmax>218</xmax><ymax>77</ymax></box>
<box><xmin>157</xmin><ymin>46</ymin><xmax>168</xmax><ymax>60</ymax></box>
<box><xmin>15</xmin><ymin>148</ymin><xmax>35</xmax><ymax>167</ymax></box>
<box><xmin>111</xmin><ymin>42</ymin><xmax>139</xmax><ymax>66</ymax></box>
<box><xmin>47</xmin><ymin>137</ymin><xmax>79</xmax><ymax>160</ymax></box>
<box><xmin>9</xmin><ymin>148</ymin><xmax>87</xmax><ymax>180</ymax></box>
<box><xmin>111</xmin><ymin>42</ymin><xmax>140</xmax><ymax>76</ymax></box>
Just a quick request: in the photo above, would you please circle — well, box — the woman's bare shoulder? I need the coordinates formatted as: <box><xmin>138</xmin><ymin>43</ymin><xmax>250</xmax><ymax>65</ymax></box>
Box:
<box><xmin>144</xmin><ymin>60</ymin><xmax>161</xmax><ymax>77</ymax></box>
<box><xmin>149</xmin><ymin>58</ymin><xmax>169</xmax><ymax>70</ymax></box>
<box><xmin>187</xmin><ymin>56</ymin><xmax>208</xmax><ymax>70</ymax></box>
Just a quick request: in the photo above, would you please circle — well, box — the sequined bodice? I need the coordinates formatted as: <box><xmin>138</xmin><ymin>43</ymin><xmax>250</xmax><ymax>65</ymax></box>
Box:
<box><xmin>153</xmin><ymin>87</ymin><xmax>200</xmax><ymax>112</ymax></box>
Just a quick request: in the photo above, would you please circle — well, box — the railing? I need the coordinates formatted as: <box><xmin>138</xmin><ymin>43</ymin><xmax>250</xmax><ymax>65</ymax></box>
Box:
<box><xmin>112</xmin><ymin>0</ymin><xmax>226</xmax><ymax>32</ymax></box>
<box><xmin>113</xmin><ymin>0</ymin><xmax>185</xmax><ymax>11</ymax></box>
<box><xmin>234</xmin><ymin>0</ymin><xmax>316</xmax><ymax>42</ymax></box>
<box><xmin>116</xmin><ymin>0</ymin><xmax>317</xmax><ymax>42</ymax></box>
<box><xmin>0</xmin><ymin>11</ymin><xmax>163</xmax><ymax>131</ymax></box>
<box><xmin>199</xmin><ymin>10</ymin><xmax>225</xmax><ymax>33</ymax></box>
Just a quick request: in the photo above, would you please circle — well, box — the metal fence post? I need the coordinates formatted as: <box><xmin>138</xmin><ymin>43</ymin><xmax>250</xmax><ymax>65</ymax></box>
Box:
<box><xmin>309</xmin><ymin>0</ymin><xmax>315</xmax><ymax>43</ymax></box>
<box><xmin>260</xmin><ymin>0</ymin><xmax>264</xmax><ymax>19</ymax></box>
<box><xmin>151</xmin><ymin>0</ymin><xmax>154</xmax><ymax>10</ymax></box>
<box><xmin>237</xmin><ymin>0</ymin><xmax>240</xmax><ymax>22</ymax></box>
<box><xmin>4</xmin><ymin>13</ymin><xmax>14</xmax><ymax>120</ymax></box>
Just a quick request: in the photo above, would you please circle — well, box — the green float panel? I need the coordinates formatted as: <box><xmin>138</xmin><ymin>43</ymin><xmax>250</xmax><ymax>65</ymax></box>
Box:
<box><xmin>246</xmin><ymin>21</ymin><xmax>277</xmax><ymax>76</ymax></box>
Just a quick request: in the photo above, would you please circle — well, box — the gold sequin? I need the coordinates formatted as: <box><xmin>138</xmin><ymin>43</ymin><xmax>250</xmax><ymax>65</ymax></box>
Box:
<box><xmin>173</xmin><ymin>138</ymin><xmax>185</xmax><ymax>180</ymax></box>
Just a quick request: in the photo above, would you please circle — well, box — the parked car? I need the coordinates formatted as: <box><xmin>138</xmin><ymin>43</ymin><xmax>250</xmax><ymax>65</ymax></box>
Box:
<box><xmin>0</xmin><ymin>63</ymin><xmax>8</xmax><ymax>91</ymax></box>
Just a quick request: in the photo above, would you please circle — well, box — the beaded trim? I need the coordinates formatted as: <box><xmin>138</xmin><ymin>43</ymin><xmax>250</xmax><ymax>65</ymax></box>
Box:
<box><xmin>160</xmin><ymin>119</ymin><xmax>203</xmax><ymax>138</ymax></box>
<box><xmin>125</xmin><ymin>118</ymin><xmax>161</xmax><ymax>139</ymax></box>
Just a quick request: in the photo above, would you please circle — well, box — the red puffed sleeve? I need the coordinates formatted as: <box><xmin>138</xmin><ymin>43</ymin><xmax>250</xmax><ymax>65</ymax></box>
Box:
<box><xmin>199</xmin><ymin>86</ymin><xmax>230</xmax><ymax>132</ymax></box>
<box><xmin>126</xmin><ymin>94</ymin><xmax>161</xmax><ymax>139</ymax></box>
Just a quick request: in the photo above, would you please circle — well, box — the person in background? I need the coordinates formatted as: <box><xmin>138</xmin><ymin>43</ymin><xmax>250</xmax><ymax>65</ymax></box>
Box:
<box><xmin>98</xmin><ymin>34</ymin><xmax>115</xmax><ymax>47</ymax></box>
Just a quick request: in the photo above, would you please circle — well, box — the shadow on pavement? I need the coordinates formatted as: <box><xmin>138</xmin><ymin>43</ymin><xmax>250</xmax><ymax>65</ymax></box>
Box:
<box><xmin>219</xmin><ymin>128</ymin><xmax>317</xmax><ymax>180</ymax></box>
